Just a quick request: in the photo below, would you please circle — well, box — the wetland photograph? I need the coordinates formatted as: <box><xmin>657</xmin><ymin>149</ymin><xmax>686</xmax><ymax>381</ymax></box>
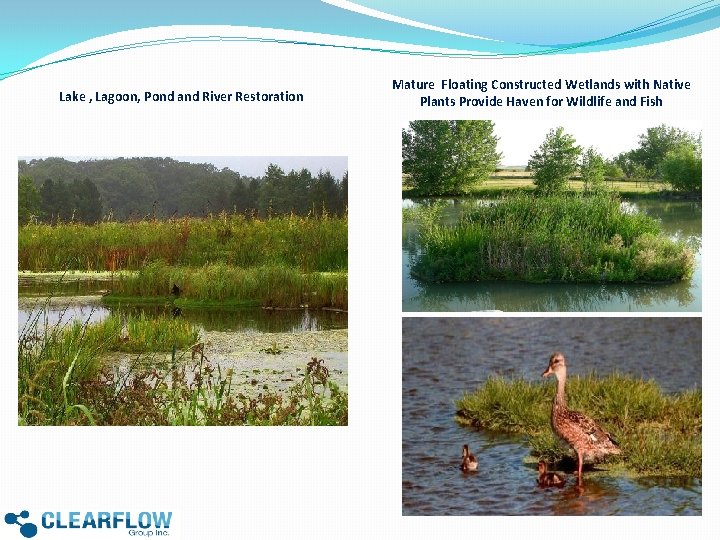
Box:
<box><xmin>18</xmin><ymin>156</ymin><xmax>348</xmax><ymax>426</ymax></box>
<box><xmin>402</xmin><ymin>317</ymin><xmax>701</xmax><ymax>516</ymax></box>
<box><xmin>402</xmin><ymin>120</ymin><xmax>702</xmax><ymax>312</ymax></box>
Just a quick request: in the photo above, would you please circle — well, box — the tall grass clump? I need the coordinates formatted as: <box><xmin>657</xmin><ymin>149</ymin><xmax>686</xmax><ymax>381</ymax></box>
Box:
<box><xmin>19</xmin><ymin>311</ymin><xmax>199</xmax><ymax>425</ymax></box>
<box><xmin>411</xmin><ymin>193</ymin><xmax>694</xmax><ymax>283</ymax></box>
<box><xmin>108</xmin><ymin>262</ymin><xmax>348</xmax><ymax>310</ymax></box>
<box><xmin>19</xmin><ymin>213</ymin><xmax>347</xmax><ymax>273</ymax></box>
<box><xmin>456</xmin><ymin>374</ymin><xmax>701</xmax><ymax>477</ymax></box>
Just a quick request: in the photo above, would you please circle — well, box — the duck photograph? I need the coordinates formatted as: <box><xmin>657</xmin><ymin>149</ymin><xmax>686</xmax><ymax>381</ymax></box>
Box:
<box><xmin>402</xmin><ymin>120</ymin><xmax>702</xmax><ymax>312</ymax></box>
<box><xmin>18</xmin><ymin>156</ymin><xmax>348</xmax><ymax>426</ymax></box>
<box><xmin>402</xmin><ymin>317</ymin><xmax>701</xmax><ymax>515</ymax></box>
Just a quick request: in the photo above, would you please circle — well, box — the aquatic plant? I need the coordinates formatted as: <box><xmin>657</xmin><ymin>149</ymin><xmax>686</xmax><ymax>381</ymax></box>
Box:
<box><xmin>19</xmin><ymin>305</ymin><xmax>347</xmax><ymax>426</ymax></box>
<box><xmin>18</xmin><ymin>213</ymin><xmax>347</xmax><ymax>273</ymax></box>
<box><xmin>411</xmin><ymin>193</ymin><xmax>694</xmax><ymax>283</ymax></box>
<box><xmin>104</xmin><ymin>262</ymin><xmax>348</xmax><ymax>310</ymax></box>
<box><xmin>18</xmin><ymin>309</ymin><xmax>199</xmax><ymax>425</ymax></box>
<box><xmin>456</xmin><ymin>373</ymin><xmax>701</xmax><ymax>477</ymax></box>
<box><xmin>74</xmin><ymin>356</ymin><xmax>348</xmax><ymax>426</ymax></box>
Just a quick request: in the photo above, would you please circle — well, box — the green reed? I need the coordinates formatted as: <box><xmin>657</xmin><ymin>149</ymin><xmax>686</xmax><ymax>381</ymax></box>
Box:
<box><xmin>411</xmin><ymin>193</ymin><xmax>694</xmax><ymax>283</ymax></box>
<box><xmin>106</xmin><ymin>262</ymin><xmax>348</xmax><ymax>310</ymax></box>
<box><xmin>19</xmin><ymin>212</ymin><xmax>347</xmax><ymax>273</ymax></box>
<box><xmin>456</xmin><ymin>374</ymin><xmax>701</xmax><ymax>477</ymax></box>
<box><xmin>18</xmin><ymin>310</ymin><xmax>198</xmax><ymax>425</ymax></box>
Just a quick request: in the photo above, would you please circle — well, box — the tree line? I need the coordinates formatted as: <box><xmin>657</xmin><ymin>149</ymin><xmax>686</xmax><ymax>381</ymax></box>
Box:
<box><xmin>402</xmin><ymin>121</ymin><xmax>701</xmax><ymax>196</ymax></box>
<box><xmin>18</xmin><ymin>158</ymin><xmax>348</xmax><ymax>225</ymax></box>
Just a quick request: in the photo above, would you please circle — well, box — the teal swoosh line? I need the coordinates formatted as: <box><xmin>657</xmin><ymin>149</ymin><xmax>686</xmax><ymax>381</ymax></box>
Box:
<box><xmin>1</xmin><ymin>4</ymin><xmax>716</xmax><ymax>82</ymax></box>
<box><xmin>521</xmin><ymin>0</ymin><xmax>718</xmax><ymax>47</ymax></box>
<box><xmin>0</xmin><ymin>35</ymin><xmax>555</xmax><ymax>80</ymax></box>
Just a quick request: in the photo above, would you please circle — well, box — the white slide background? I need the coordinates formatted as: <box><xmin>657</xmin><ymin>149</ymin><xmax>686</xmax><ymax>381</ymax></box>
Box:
<box><xmin>1</xmin><ymin>24</ymin><xmax>717</xmax><ymax>539</ymax></box>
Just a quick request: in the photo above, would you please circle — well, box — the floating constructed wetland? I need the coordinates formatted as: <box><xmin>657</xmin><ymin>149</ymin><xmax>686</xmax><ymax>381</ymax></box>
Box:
<box><xmin>403</xmin><ymin>196</ymin><xmax>701</xmax><ymax>312</ymax></box>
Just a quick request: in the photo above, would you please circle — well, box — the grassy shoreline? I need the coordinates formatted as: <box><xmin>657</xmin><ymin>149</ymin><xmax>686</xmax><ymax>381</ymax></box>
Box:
<box><xmin>402</xmin><ymin>176</ymin><xmax>699</xmax><ymax>200</ymax></box>
<box><xmin>456</xmin><ymin>374</ymin><xmax>701</xmax><ymax>477</ymax></box>
<box><xmin>409</xmin><ymin>194</ymin><xmax>694</xmax><ymax>284</ymax></box>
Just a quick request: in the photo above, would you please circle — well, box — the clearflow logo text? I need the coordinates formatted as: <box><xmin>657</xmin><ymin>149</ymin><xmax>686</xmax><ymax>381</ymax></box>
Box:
<box><xmin>42</xmin><ymin>511</ymin><xmax>172</xmax><ymax>530</ymax></box>
<box><xmin>5</xmin><ymin>510</ymin><xmax>172</xmax><ymax>537</ymax></box>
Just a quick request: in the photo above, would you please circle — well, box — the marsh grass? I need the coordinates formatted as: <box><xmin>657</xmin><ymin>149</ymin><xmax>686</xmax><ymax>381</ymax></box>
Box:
<box><xmin>104</xmin><ymin>262</ymin><xmax>348</xmax><ymax>310</ymax></box>
<box><xmin>19</xmin><ymin>308</ymin><xmax>347</xmax><ymax>426</ymax></box>
<box><xmin>411</xmin><ymin>193</ymin><xmax>694</xmax><ymax>283</ymax></box>
<box><xmin>18</xmin><ymin>310</ymin><xmax>198</xmax><ymax>425</ymax></box>
<box><xmin>66</xmin><ymin>355</ymin><xmax>347</xmax><ymax>426</ymax></box>
<box><xmin>456</xmin><ymin>374</ymin><xmax>701</xmax><ymax>477</ymax></box>
<box><xmin>19</xmin><ymin>213</ymin><xmax>347</xmax><ymax>273</ymax></box>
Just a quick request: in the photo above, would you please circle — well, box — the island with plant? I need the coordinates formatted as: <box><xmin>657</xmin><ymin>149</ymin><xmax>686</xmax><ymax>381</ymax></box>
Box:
<box><xmin>402</xmin><ymin>121</ymin><xmax>701</xmax><ymax>285</ymax></box>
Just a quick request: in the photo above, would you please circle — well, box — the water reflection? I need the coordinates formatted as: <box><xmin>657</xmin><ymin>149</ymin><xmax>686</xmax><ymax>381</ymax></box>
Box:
<box><xmin>19</xmin><ymin>275</ymin><xmax>116</xmax><ymax>297</ymax></box>
<box><xmin>19</xmin><ymin>298</ymin><xmax>347</xmax><ymax>335</ymax></box>
<box><xmin>403</xmin><ymin>198</ymin><xmax>702</xmax><ymax>312</ymax></box>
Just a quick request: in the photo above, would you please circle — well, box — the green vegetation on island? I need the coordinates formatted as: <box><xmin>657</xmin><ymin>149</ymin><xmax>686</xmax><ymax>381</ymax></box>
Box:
<box><xmin>408</xmin><ymin>194</ymin><xmax>694</xmax><ymax>284</ymax></box>
<box><xmin>456</xmin><ymin>374</ymin><xmax>701</xmax><ymax>477</ymax></box>
<box><xmin>403</xmin><ymin>121</ymin><xmax>702</xmax><ymax>198</ymax></box>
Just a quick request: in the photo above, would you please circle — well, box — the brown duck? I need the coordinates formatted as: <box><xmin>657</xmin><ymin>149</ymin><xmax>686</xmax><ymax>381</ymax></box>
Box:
<box><xmin>542</xmin><ymin>352</ymin><xmax>620</xmax><ymax>484</ymax></box>
<box><xmin>537</xmin><ymin>460</ymin><xmax>565</xmax><ymax>488</ymax></box>
<box><xmin>460</xmin><ymin>444</ymin><xmax>478</xmax><ymax>472</ymax></box>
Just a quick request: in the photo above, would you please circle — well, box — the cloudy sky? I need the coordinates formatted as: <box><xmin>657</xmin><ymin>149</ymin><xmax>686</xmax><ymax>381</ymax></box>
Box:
<box><xmin>173</xmin><ymin>156</ymin><xmax>347</xmax><ymax>178</ymax></box>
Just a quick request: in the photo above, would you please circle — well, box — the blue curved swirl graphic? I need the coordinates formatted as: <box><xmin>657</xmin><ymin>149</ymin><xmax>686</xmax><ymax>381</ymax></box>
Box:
<box><xmin>1</xmin><ymin>1</ymin><xmax>718</xmax><ymax>80</ymax></box>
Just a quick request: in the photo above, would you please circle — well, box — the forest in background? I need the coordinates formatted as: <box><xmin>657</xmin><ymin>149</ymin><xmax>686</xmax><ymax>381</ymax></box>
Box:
<box><xmin>18</xmin><ymin>157</ymin><xmax>348</xmax><ymax>224</ymax></box>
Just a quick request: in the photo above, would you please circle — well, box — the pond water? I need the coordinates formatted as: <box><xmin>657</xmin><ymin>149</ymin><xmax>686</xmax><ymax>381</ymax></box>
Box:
<box><xmin>18</xmin><ymin>275</ymin><xmax>348</xmax><ymax>335</ymax></box>
<box><xmin>402</xmin><ymin>198</ymin><xmax>702</xmax><ymax>312</ymax></box>
<box><xmin>402</xmin><ymin>317</ymin><xmax>701</xmax><ymax>516</ymax></box>
<box><xmin>18</xmin><ymin>301</ymin><xmax>347</xmax><ymax>335</ymax></box>
<box><xmin>18</xmin><ymin>277</ymin><xmax>349</xmax><ymax>393</ymax></box>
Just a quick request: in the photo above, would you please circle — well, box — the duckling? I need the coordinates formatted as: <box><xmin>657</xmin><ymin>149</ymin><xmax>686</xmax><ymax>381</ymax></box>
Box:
<box><xmin>460</xmin><ymin>444</ymin><xmax>478</xmax><ymax>472</ymax></box>
<box><xmin>537</xmin><ymin>460</ymin><xmax>565</xmax><ymax>488</ymax></box>
<box><xmin>543</xmin><ymin>352</ymin><xmax>621</xmax><ymax>484</ymax></box>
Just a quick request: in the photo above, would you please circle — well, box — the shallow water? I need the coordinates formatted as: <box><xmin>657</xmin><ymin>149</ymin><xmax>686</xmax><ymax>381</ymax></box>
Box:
<box><xmin>18</xmin><ymin>279</ymin><xmax>349</xmax><ymax>394</ymax></box>
<box><xmin>18</xmin><ymin>298</ymin><xmax>347</xmax><ymax>335</ymax></box>
<box><xmin>402</xmin><ymin>317</ymin><xmax>701</xmax><ymax>515</ymax></box>
<box><xmin>402</xmin><ymin>198</ymin><xmax>702</xmax><ymax>312</ymax></box>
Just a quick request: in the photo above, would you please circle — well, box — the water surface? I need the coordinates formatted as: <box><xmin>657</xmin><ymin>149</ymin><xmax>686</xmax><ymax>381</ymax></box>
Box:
<box><xmin>18</xmin><ymin>278</ymin><xmax>349</xmax><ymax>394</ymax></box>
<box><xmin>18</xmin><ymin>274</ymin><xmax>347</xmax><ymax>335</ymax></box>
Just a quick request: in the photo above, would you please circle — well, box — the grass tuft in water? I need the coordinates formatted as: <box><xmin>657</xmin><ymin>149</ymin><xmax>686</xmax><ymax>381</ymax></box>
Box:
<box><xmin>456</xmin><ymin>374</ymin><xmax>701</xmax><ymax>477</ymax></box>
<box><xmin>103</xmin><ymin>262</ymin><xmax>347</xmax><ymax>310</ymax></box>
<box><xmin>411</xmin><ymin>193</ymin><xmax>694</xmax><ymax>284</ymax></box>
